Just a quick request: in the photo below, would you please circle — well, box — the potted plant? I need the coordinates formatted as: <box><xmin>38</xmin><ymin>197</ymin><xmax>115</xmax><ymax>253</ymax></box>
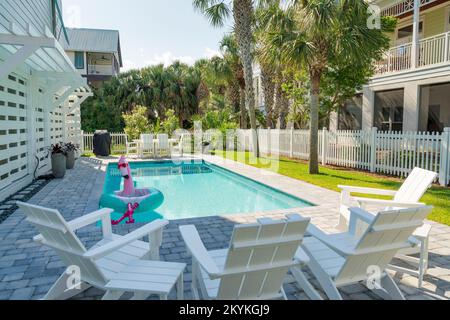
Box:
<box><xmin>64</xmin><ymin>142</ymin><xmax>79</xmax><ymax>169</ymax></box>
<box><xmin>50</xmin><ymin>144</ymin><xmax>67</xmax><ymax>178</ymax></box>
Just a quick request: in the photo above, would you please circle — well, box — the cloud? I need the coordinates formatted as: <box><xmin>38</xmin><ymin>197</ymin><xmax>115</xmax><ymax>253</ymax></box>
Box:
<box><xmin>122</xmin><ymin>59</ymin><xmax>137</xmax><ymax>71</ymax></box>
<box><xmin>204</xmin><ymin>47</ymin><xmax>223</xmax><ymax>59</ymax></box>
<box><xmin>144</xmin><ymin>52</ymin><xmax>196</xmax><ymax>67</ymax></box>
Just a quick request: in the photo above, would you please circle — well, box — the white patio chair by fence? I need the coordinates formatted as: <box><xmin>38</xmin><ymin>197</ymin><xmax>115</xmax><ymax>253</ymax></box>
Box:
<box><xmin>125</xmin><ymin>136</ymin><xmax>138</xmax><ymax>156</ymax></box>
<box><xmin>156</xmin><ymin>134</ymin><xmax>170</xmax><ymax>157</ymax></box>
<box><xmin>337</xmin><ymin>167</ymin><xmax>438</xmax><ymax>287</ymax></box>
<box><xmin>293</xmin><ymin>205</ymin><xmax>433</xmax><ymax>300</ymax></box>
<box><xmin>180</xmin><ymin>215</ymin><xmax>322</xmax><ymax>300</ymax></box>
<box><xmin>140</xmin><ymin>134</ymin><xmax>155</xmax><ymax>158</ymax></box>
<box><xmin>17</xmin><ymin>202</ymin><xmax>186</xmax><ymax>300</ymax></box>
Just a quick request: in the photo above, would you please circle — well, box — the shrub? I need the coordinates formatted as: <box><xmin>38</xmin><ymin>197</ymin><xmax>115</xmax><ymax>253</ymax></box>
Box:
<box><xmin>122</xmin><ymin>105</ymin><xmax>151</xmax><ymax>140</ymax></box>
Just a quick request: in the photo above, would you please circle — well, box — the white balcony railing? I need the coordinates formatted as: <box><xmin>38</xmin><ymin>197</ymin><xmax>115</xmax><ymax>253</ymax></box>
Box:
<box><xmin>381</xmin><ymin>0</ymin><xmax>437</xmax><ymax>17</ymax></box>
<box><xmin>87</xmin><ymin>64</ymin><xmax>115</xmax><ymax>76</ymax></box>
<box><xmin>374</xmin><ymin>31</ymin><xmax>450</xmax><ymax>76</ymax></box>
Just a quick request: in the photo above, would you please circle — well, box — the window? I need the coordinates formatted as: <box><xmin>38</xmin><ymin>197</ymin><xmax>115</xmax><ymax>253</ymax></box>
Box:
<box><xmin>398</xmin><ymin>22</ymin><xmax>423</xmax><ymax>40</ymax></box>
<box><xmin>419</xmin><ymin>82</ymin><xmax>450</xmax><ymax>132</ymax></box>
<box><xmin>374</xmin><ymin>89</ymin><xmax>405</xmax><ymax>132</ymax></box>
<box><xmin>74</xmin><ymin>52</ymin><xmax>85</xmax><ymax>69</ymax></box>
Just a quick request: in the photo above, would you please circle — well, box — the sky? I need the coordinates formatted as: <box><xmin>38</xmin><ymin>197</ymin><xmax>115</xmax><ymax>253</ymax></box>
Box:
<box><xmin>62</xmin><ymin>0</ymin><xmax>232</xmax><ymax>71</ymax></box>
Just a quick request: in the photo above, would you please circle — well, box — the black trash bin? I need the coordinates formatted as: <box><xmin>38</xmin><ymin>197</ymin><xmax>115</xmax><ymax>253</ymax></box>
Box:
<box><xmin>93</xmin><ymin>131</ymin><xmax>111</xmax><ymax>157</ymax></box>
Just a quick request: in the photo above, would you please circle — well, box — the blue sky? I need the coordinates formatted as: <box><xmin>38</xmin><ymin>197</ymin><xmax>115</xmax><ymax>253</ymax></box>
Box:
<box><xmin>62</xmin><ymin>0</ymin><xmax>232</xmax><ymax>71</ymax></box>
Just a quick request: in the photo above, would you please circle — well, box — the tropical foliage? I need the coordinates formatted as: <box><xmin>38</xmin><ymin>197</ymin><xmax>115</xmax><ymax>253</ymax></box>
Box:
<box><xmin>123</xmin><ymin>105</ymin><xmax>151</xmax><ymax>140</ymax></box>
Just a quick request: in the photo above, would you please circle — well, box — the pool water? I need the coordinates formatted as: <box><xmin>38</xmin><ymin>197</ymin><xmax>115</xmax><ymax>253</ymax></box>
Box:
<box><xmin>103</xmin><ymin>160</ymin><xmax>313</xmax><ymax>222</ymax></box>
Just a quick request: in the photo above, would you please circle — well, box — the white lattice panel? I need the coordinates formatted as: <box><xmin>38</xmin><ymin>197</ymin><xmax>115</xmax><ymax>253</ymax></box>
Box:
<box><xmin>0</xmin><ymin>74</ymin><xmax>29</xmax><ymax>191</ymax></box>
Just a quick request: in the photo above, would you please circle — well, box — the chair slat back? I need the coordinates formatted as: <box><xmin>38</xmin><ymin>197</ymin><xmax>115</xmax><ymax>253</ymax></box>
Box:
<box><xmin>141</xmin><ymin>134</ymin><xmax>154</xmax><ymax>149</ymax></box>
<box><xmin>394</xmin><ymin>168</ymin><xmax>437</xmax><ymax>203</ymax></box>
<box><xmin>157</xmin><ymin>134</ymin><xmax>169</xmax><ymax>149</ymax></box>
<box><xmin>18</xmin><ymin>202</ymin><xmax>108</xmax><ymax>286</ymax></box>
<box><xmin>217</xmin><ymin>215</ymin><xmax>309</xmax><ymax>300</ymax></box>
<box><xmin>335</xmin><ymin>206</ymin><xmax>432</xmax><ymax>285</ymax></box>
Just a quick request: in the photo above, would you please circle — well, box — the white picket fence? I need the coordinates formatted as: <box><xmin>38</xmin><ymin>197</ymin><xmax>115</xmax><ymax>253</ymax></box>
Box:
<box><xmin>81</xmin><ymin>128</ymin><xmax>450</xmax><ymax>186</ymax></box>
<box><xmin>235</xmin><ymin>128</ymin><xmax>450</xmax><ymax>186</ymax></box>
<box><xmin>81</xmin><ymin>132</ymin><xmax>127</xmax><ymax>154</ymax></box>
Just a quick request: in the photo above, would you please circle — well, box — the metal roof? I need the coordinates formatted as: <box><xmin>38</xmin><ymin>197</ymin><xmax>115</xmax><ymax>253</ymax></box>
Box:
<box><xmin>62</xmin><ymin>28</ymin><xmax>123</xmax><ymax>66</ymax></box>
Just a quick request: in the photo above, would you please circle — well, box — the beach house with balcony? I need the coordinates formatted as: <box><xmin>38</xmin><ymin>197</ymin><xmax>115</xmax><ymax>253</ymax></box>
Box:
<box><xmin>62</xmin><ymin>28</ymin><xmax>123</xmax><ymax>89</ymax></box>
<box><xmin>337</xmin><ymin>0</ymin><xmax>450</xmax><ymax>133</ymax></box>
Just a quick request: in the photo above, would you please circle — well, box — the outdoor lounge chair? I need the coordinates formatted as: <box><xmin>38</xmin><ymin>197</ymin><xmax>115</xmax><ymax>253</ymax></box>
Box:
<box><xmin>337</xmin><ymin>167</ymin><xmax>438</xmax><ymax>287</ymax></box>
<box><xmin>17</xmin><ymin>202</ymin><xmax>186</xmax><ymax>300</ymax></box>
<box><xmin>140</xmin><ymin>134</ymin><xmax>155</xmax><ymax>157</ymax></box>
<box><xmin>156</xmin><ymin>134</ymin><xmax>170</xmax><ymax>157</ymax></box>
<box><xmin>293</xmin><ymin>205</ymin><xmax>433</xmax><ymax>300</ymax></box>
<box><xmin>180</xmin><ymin>215</ymin><xmax>321</xmax><ymax>300</ymax></box>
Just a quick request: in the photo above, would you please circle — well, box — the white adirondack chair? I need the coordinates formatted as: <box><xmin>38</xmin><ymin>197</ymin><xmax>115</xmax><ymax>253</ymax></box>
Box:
<box><xmin>125</xmin><ymin>135</ymin><xmax>138</xmax><ymax>156</ymax></box>
<box><xmin>180</xmin><ymin>215</ymin><xmax>322</xmax><ymax>300</ymax></box>
<box><xmin>17</xmin><ymin>202</ymin><xmax>186</xmax><ymax>300</ymax></box>
<box><xmin>140</xmin><ymin>134</ymin><xmax>155</xmax><ymax>158</ymax></box>
<box><xmin>156</xmin><ymin>134</ymin><xmax>170</xmax><ymax>157</ymax></box>
<box><xmin>293</xmin><ymin>206</ymin><xmax>433</xmax><ymax>300</ymax></box>
<box><xmin>337</xmin><ymin>167</ymin><xmax>438</xmax><ymax>287</ymax></box>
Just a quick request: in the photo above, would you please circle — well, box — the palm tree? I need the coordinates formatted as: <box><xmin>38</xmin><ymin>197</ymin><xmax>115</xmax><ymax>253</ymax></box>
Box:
<box><xmin>220</xmin><ymin>34</ymin><xmax>247</xmax><ymax>129</ymax></box>
<box><xmin>264</xmin><ymin>0</ymin><xmax>390</xmax><ymax>174</ymax></box>
<box><xmin>193</xmin><ymin>0</ymin><xmax>260</xmax><ymax>157</ymax></box>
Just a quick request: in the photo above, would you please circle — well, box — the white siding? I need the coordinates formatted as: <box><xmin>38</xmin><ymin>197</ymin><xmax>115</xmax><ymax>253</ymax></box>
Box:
<box><xmin>0</xmin><ymin>0</ymin><xmax>53</xmax><ymax>36</ymax></box>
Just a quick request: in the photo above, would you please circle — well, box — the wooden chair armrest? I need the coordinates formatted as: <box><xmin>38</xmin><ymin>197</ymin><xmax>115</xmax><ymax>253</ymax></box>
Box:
<box><xmin>306</xmin><ymin>225</ymin><xmax>352</xmax><ymax>257</ymax></box>
<box><xmin>33</xmin><ymin>208</ymin><xmax>114</xmax><ymax>243</ymax></box>
<box><xmin>179</xmin><ymin>225</ymin><xmax>221</xmax><ymax>278</ymax></box>
<box><xmin>354</xmin><ymin>198</ymin><xmax>425</xmax><ymax>208</ymax></box>
<box><xmin>338</xmin><ymin>185</ymin><xmax>397</xmax><ymax>196</ymax></box>
<box><xmin>84</xmin><ymin>219</ymin><xmax>169</xmax><ymax>260</ymax></box>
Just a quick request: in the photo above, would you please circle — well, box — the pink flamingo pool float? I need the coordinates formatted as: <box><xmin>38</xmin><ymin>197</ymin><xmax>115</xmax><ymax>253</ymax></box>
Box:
<box><xmin>115</xmin><ymin>156</ymin><xmax>151</xmax><ymax>200</ymax></box>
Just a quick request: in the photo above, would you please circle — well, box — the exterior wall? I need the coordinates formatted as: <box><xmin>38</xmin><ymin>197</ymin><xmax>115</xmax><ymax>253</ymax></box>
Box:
<box><xmin>0</xmin><ymin>0</ymin><xmax>65</xmax><ymax>40</ymax></box>
<box><xmin>363</xmin><ymin>73</ymin><xmax>450</xmax><ymax>131</ymax></box>
<box><xmin>0</xmin><ymin>1</ymin><xmax>86</xmax><ymax>201</ymax></box>
<box><xmin>65</xmin><ymin>51</ymin><xmax>88</xmax><ymax>76</ymax></box>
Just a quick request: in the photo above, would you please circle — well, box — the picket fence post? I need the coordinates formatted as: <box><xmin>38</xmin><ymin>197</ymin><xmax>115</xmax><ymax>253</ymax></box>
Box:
<box><xmin>439</xmin><ymin>127</ymin><xmax>450</xmax><ymax>186</ymax></box>
<box><xmin>81</xmin><ymin>130</ymin><xmax>85</xmax><ymax>153</ymax></box>
<box><xmin>370</xmin><ymin>127</ymin><xmax>378</xmax><ymax>173</ymax></box>
<box><xmin>322</xmin><ymin>127</ymin><xmax>328</xmax><ymax>166</ymax></box>
<box><xmin>290</xmin><ymin>127</ymin><xmax>294</xmax><ymax>158</ymax></box>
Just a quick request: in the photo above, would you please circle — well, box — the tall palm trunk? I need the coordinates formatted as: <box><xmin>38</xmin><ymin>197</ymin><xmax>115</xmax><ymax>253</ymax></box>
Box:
<box><xmin>309</xmin><ymin>70</ymin><xmax>321</xmax><ymax>174</ymax></box>
<box><xmin>239</xmin><ymin>87</ymin><xmax>247</xmax><ymax>129</ymax></box>
<box><xmin>233</xmin><ymin>0</ymin><xmax>259</xmax><ymax>157</ymax></box>
<box><xmin>260</xmin><ymin>63</ymin><xmax>275</xmax><ymax>129</ymax></box>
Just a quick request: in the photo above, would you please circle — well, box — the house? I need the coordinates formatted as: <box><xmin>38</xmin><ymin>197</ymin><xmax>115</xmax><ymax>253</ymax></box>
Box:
<box><xmin>0</xmin><ymin>0</ymin><xmax>93</xmax><ymax>201</ymax></box>
<box><xmin>336</xmin><ymin>0</ymin><xmax>450</xmax><ymax>133</ymax></box>
<box><xmin>62</xmin><ymin>28</ymin><xmax>123</xmax><ymax>89</ymax></box>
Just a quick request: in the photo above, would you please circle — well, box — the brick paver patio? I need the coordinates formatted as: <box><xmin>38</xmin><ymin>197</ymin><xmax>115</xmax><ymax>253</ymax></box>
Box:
<box><xmin>0</xmin><ymin>156</ymin><xmax>449</xmax><ymax>300</ymax></box>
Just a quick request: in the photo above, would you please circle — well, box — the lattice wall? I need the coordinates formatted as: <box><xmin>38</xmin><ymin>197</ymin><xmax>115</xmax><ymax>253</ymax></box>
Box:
<box><xmin>0</xmin><ymin>73</ymin><xmax>29</xmax><ymax>191</ymax></box>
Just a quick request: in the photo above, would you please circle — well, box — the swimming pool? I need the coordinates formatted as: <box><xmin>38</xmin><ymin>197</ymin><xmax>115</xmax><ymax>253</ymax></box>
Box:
<box><xmin>102</xmin><ymin>160</ymin><xmax>313</xmax><ymax>222</ymax></box>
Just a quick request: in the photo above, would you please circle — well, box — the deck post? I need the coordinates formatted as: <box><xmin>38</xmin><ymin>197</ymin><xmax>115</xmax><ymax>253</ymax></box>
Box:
<box><xmin>439</xmin><ymin>128</ymin><xmax>450</xmax><ymax>186</ymax></box>
<box><xmin>370</xmin><ymin>127</ymin><xmax>378</xmax><ymax>173</ymax></box>
<box><xmin>411</xmin><ymin>0</ymin><xmax>420</xmax><ymax>69</ymax></box>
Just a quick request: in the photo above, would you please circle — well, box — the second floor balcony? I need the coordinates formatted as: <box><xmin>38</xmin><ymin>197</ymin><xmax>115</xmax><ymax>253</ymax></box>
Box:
<box><xmin>374</xmin><ymin>31</ymin><xmax>450</xmax><ymax>76</ymax></box>
<box><xmin>86</xmin><ymin>52</ymin><xmax>120</xmax><ymax>77</ymax></box>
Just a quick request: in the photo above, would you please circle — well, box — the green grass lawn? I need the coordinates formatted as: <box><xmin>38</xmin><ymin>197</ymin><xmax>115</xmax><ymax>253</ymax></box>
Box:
<box><xmin>213</xmin><ymin>151</ymin><xmax>450</xmax><ymax>226</ymax></box>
